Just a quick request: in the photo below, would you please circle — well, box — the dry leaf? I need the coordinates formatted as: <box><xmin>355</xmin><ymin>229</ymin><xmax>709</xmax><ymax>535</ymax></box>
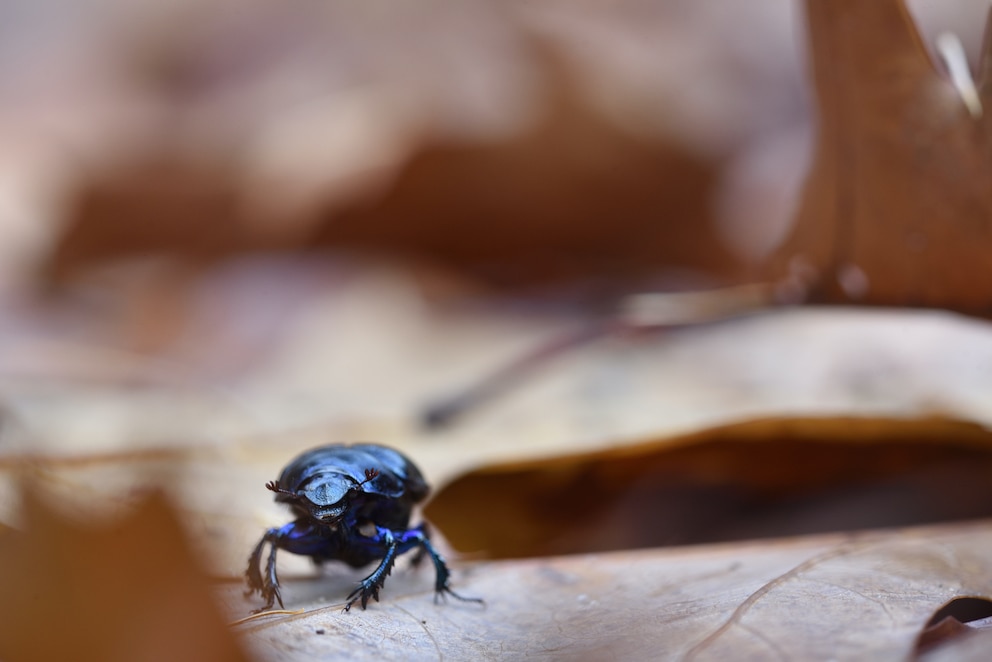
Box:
<box><xmin>915</xmin><ymin>596</ymin><xmax>992</xmax><ymax>656</ymax></box>
<box><xmin>7</xmin><ymin>415</ymin><xmax>990</xmax><ymax>660</ymax></box>
<box><xmin>35</xmin><ymin>0</ymin><xmax>808</xmax><ymax>292</ymax></box>
<box><xmin>766</xmin><ymin>0</ymin><xmax>992</xmax><ymax>310</ymax></box>
<box><xmin>224</xmin><ymin>520</ymin><xmax>992</xmax><ymax>661</ymax></box>
<box><xmin>5</xmin><ymin>4</ymin><xmax>992</xmax><ymax>659</ymax></box>
<box><xmin>921</xmin><ymin>621</ymin><xmax>992</xmax><ymax>661</ymax></box>
<box><xmin>0</xmin><ymin>487</ymin><xmax>248</xmax><ymax>662</ymax></box>
<box><xmin>425</xmin><ymin>416</ymin><xmax>992</xmax><ymax>558</ymax></box>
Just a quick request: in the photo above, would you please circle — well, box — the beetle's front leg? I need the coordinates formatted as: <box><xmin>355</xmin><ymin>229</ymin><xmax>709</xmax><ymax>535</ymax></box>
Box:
<box><xmin>245</xmin><ymin>524</ymin><xmax>291</xmax><ymax>612</ymax></box>
<box><xmin>245</xmin><ymin>520</ymin><xmax>333</xmax><ymax>613</ymax></box>
<box><xmin>345</xmin><ymin>524</ymin><xmax>482</xmax><ymax>610</ymax></box>
<box><xmin>245</xmin><ymin>531</ymin><xmax>271</xmax><ymax>598</ymax></box>
<box><xmin>344</xmin><ymin>528</ymin><xmax>398</xmax><ymax>611</ymax></box>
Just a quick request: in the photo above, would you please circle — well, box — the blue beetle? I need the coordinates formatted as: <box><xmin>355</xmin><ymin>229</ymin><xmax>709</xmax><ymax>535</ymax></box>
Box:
<box><xmin>245</xmin><ymin>443</ymin><xmax>479</xmax><ymax>612</ymax></box>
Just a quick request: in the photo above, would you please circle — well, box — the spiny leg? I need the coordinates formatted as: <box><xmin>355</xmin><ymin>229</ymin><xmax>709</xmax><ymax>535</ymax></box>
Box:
<box><xmin>345</xmin><ymin>529</ymin><xmax>398</xmax><ymax>611</ymax></box>
<box><xmin>244</xmin><ymin>533</ymin><xmax>270</xmax><ymax>597</ymax></box>
<box><xmin>262</xmin><ymin>538</ymin><xmax>284</xmax><ymax>610</ymax></box>
<box><xmin>244</xmin><ymin>527</ymin><xmax>288</xmax><ymax>611</ymax></box>
<box><xmin>413</xmin><ymin>528</ymin><xmax>483</xmax><ymax>605</ymax></box>
<box><xmin>382</xmin><ymin>524</ymin><xmax>482</xmax><ymax>605</ymax></box>
<box><xmin>244</xmin><ymin>520</ymin><xmax>334</xmax><ymax>613</ymax></box>
<box><xmin>408</xmin><ymin>521</ymin><xmax>430</xmax><ymax>568</ymax></box>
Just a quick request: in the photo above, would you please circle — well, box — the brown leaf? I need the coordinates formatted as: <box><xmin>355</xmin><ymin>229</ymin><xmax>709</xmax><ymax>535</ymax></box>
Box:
<box><xmin>766</xmin><ymin>0</ymin><xmax>992</xmax><ymax>310</ymax></box>
<box><xmin>921</xmin><ymin>625</ymin><xmax>992</xmax><ymax>662</ymax></box>
<box><xmin>37</xmin><ymin>1</ymin><xmax>808</xmax><ymax>293</ymax></box>
<box><xmin>915</xmin><ymin>597</ymin><xmax>992</xmax><ymax>655</ymax></box>
<box><xmin>306</xmin><ymin>65</ymin><xmax>729</xmax><ymax>289</ymax></box>
<box><xmin>45</xmin><ymin>162</ymin><xmax>257</xmax><ymax>284</ymax></box>
<box><xmin>0</xmin><ymin>487</ymin><xmax>249</xmax><ymax>662</ymax></box>
<box><xmin>225</xmin><ymin>521</ymin><xmax>992</xmax><ymax>660</ymax></box>
<box><xmin>426</xmin><ymin>416</ymin><xmax>992</xmax><ymax>558</ymax></box>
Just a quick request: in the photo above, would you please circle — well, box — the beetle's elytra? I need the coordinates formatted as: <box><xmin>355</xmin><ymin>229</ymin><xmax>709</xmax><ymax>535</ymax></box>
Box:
<box><xmin>245</xmin><ymin>443</ymin><xmax>480</xmax><ymax>612</ymax></box>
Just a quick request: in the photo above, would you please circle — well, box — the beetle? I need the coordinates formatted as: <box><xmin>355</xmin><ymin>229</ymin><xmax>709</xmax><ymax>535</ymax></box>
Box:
<box><xmin>245</xmin><ymin>442</ymin><xmax>480</xmax><ymax>612</ymax></box>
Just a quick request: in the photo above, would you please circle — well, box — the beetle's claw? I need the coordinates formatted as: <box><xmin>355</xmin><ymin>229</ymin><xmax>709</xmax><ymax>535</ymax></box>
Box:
<box><xmin>248</xmin><ymin>586</ymin><xmax>286</xmax><ymax>614</ymax></box>
<box><xmin>344</xmin><ymin>579</ymin><xmax>384</xmax><ymax>612</ymax></box>
<box><xmin>250</xmin><ymin>584</ymin><xmax>283</xmax><ymax>613</ymax></box>
<box><xmin>436</xmin><ymin>584</ymin><xmax>484</xmax><ymax>606</ymax></box>
<box><xmin>244</xmin><ymin>564</ymin><xmax>265</xmax><ymax>596</ymax></box>
<box><xmin>433</xmin><ymin>569</ymin><xmax>484</xmax><ymax>606</ymax></box>
<box><xmin>273</xmin><ymin>586</ymin><xmax>285</xmax><ymax>610</ymax></box>
<box><xmin>244</xmin><ymin>565</ymin><xmax>284</xmax><ymax>612</ymax></box>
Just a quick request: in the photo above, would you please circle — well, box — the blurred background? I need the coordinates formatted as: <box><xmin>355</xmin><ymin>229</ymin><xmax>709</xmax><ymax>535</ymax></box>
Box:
<box><xmin>9</xmin><ymin>3</ymin><xmax>992</xmax><ymax>658</ymax></box>
<box><xmin>2</xmin><ymin>0</ymin><xmax>992</xmax><ymax>560</ymax></box>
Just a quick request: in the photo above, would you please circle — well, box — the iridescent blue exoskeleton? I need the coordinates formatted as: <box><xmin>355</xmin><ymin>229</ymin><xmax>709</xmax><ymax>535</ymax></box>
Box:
<box><xmin>245</xmin><ymin>443</ymin><xmax>479</xmax><ymax>612</ymax></box>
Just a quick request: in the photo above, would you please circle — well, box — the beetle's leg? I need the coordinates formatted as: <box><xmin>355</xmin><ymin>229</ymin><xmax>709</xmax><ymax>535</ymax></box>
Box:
<box><xmin>343</xmin><ymin>524</ymin><xmax>482</xmax><ymax>610</ymax></box>
<box><xmin>245</xmin><ymin>532</ymin><xmax>270</xmax><ymax>597</ymax></box>
<box><xmin>244</xmin><ymin>525</ymin><xmax>292</xmax><ymax>612</ymax></box>
<box><xmin>245</xmin><ymin>520</ymin><xmax>333</xmax><ymax>613</ymax></box>
<box><xmin>344</xmin><ymin>528</ymin><xmax>398</xmax><ymax>612</ymax></box>
<box><xmin>261</xmin><ymin>536</ymin><xmax>285</xmax><ymax>611</ymax></box>
<box><xmin>395</xmin><ymin>525</ymin><xmax>483</xmax><ymax>606</ymax></box>
<box><xmin>414</xmin><ymin>529</ymin><xmax>483</xmax><ymax>605</ymax></box>
<box><xmin>407</xmin><ymin>521</ymin><xmax>431</xmax><ymax>568</ymax></box>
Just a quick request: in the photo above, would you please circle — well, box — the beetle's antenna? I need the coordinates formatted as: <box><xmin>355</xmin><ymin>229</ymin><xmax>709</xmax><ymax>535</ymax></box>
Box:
<box><xmin>265</xmin><ymin>480</ymin><xmax>296</xmax><ymax>497</ymax></box>
<box><xmin>357</xmin><ymin>468</ymin><xmax>379</xmax><ymax>488</ymax></box>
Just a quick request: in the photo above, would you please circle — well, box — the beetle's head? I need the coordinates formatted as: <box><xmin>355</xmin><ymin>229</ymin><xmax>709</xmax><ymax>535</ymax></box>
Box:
<box><xmin>273</xmin><ymin>471</ymin><xmax>375</xmax><ymax>522</ymax></box>
<box><xmin>300</xmin><ymin>473</ymin><xmax>355</xmax><ymax>520</ymax></box>
<box><xmin>269</xmin><ymin>468</ymin><xmax>380</xmax><ymax>522</ymax></box>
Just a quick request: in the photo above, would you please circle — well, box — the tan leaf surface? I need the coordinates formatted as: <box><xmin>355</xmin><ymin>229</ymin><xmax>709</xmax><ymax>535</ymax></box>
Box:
<box><xmin>223</xmin><ymin>522</ymin><xmax>992</xmax><ymax>661</ymax></box>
